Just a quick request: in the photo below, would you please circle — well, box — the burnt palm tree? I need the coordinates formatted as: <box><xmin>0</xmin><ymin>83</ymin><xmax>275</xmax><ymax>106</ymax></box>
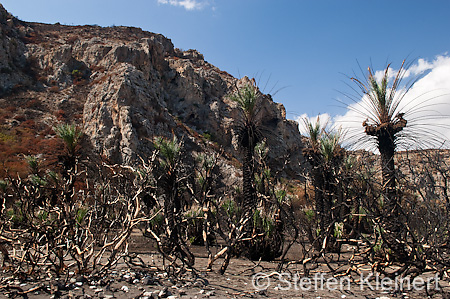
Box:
<box><xmin>351</xmin><ymin>63</ymin><xmax>407</xmax><ymax>211</ymax></box>
<box><xmin>302</xmin><ymin>117</ymin><xmax>326</xmax><ymax>231</ymax></box>
<box><xmin>350</xmin><ymin>61</ymin><xmax>410</xmax><ymax>260</ymax></box>
<box><xmin>154</xmin><ymin>135</ymin><xmax>194</xmax><ymax>266</ymax></box>
<box><xmin>54</xmin><ymin>124</ymin><xmax>83</xmax><ymax>175</ymax></box>
<box><xmin>302</xmin><ymin>117</ymin><xmax>344</xmax><ymax>248</ymax></box>
<box><xmin>229</xmin><ymin>81</ymin><xmax>261</xmax><ymax>231</ymax></box>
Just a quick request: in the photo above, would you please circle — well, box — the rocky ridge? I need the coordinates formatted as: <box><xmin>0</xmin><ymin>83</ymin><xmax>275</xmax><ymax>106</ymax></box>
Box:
<box><xmin>0</xmin><ymin>4</ymin><xmax>305</xmax><ymax>181</ymax></box>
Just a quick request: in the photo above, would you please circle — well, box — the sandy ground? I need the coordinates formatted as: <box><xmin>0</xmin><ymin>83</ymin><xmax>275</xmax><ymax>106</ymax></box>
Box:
<box><xmin>1</xmin><ymin>236</ymin><xmax>449</xmax><ymax>299</ymax></box>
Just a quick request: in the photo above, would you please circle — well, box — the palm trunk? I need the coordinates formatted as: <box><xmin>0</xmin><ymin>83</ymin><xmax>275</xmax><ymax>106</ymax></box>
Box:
<box><xmin>312</xmin><ymin>167</ymin><xmax>325</xmax><ymax>232</ymax></box>
<box><xmin>242</xmin><ymin>144</ymin><xmax>256</xmax><ymax>231</ymax></box>
<box><xmin>377</xmin><ymin>132</ymin><xmax>408</xmax><ymax>261</ymax></box>
<box><xmin>378</xmin><ymin>134</ymin><xmax>397</xmax><ymax>213</ymax></box>
<box><xmin>323</xmin><ymin>170</ymin><xmax>333</xmax><ymax>231</ymax></box>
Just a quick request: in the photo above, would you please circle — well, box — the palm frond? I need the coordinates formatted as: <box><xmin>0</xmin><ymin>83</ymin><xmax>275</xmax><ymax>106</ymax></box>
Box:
<box><xmin>154</xmin><ymin>135</ymin><xmax>182</xmax><ymax>170</ymax></box>
<box><xmin>54</xmin><ymin>124</ymin><xmax>83</xmax><ymax>155</ymax></box>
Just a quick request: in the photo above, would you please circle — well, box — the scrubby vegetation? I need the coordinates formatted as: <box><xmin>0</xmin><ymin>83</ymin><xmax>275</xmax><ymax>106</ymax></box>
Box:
<box><xmin>0</xmin><ymin>61</ymin><xmax>450</xmax><ymax>297</ymax></box>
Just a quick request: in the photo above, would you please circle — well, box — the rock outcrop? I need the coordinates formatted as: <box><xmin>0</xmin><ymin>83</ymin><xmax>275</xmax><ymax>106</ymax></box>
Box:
<box><xmin>0</xmin><ymin>6</ymin><xmax>33</xmax><ymax>95</ymax></box>
<box><xmin>0</xmin><ymin>4</ymin><xmax>305</xmax><ymax>180</ymax></box>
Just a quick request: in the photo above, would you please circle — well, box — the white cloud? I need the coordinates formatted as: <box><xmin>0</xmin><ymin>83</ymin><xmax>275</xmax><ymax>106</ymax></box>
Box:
<box><xmin>295</xmin><ymin>113</ymin><xmax>333</xmax><ymax>135</ymax></box>
<box><xmin>299</xmin><ymin>55</ymin><xmax>450</xmax><ymax>151</ymax></box>
<box><xmin>157</xmin><ymin>0</ymin><xmax>209</xmax><ymax>10</ymax></box>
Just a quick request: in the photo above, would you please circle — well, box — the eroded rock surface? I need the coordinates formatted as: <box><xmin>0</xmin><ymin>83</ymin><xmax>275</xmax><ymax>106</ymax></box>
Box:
<box><xmin>0</xmin><ymin>4</ymin><xmax>305</xmax><ymax>180</ymax></box>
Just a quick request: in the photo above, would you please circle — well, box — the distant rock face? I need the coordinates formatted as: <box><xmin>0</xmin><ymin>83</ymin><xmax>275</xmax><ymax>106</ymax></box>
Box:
<box><xmin>0</xmin><ymin>5</ymin><xmax>306</xmax><ymax>179</ymax></box>
<box><xmin>163</xmin><ymin>51</ymin><xmax>305</xmax><ymax>176</ymax></box>
<box><xmin>0</xmin><ymin>5</ymin><xmax>32</xmax><ymax>95</ymax></box>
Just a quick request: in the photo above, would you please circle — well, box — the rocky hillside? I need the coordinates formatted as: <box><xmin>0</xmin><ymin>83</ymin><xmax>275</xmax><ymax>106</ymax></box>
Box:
<box><xmin>0</xmin><ymin>4</ymin><xmax>305</xmax><ymax>181</ymax></box>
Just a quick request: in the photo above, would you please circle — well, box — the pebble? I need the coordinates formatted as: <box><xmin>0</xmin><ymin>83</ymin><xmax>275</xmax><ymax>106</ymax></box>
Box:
<box><xmin>121</xmin><ymin>285</ymin><xmax>129</xmax><ymax>292</ymax></box>
<box><xmin>159</xmin><ymin>286</ymin><xmax>170</xmax><ymax>297</ymax></box>
<box><xmin>142</xmin><ymin>276</ymin><xmax>152</xmax><ymax>285</ymax></box>
<box><xmin>77</xmin><ymin>276</ymin><xmax>87</xmax><ymax>283</ymax></box>
<box><xmin>75</xmin><ymin>282</ymin><xmax>83</xmax><ymax>287</ymax></box>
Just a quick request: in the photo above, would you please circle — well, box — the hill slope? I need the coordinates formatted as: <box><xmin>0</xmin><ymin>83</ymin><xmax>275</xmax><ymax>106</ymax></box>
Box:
<box><xmin>0</xmin><ymin>4</ymin><xmax>305</xmax><ymax>181</ymax></box>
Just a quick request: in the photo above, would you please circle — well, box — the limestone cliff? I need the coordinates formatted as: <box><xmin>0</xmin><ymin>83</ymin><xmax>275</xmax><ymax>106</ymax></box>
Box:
<box><xmin>0</xmin><ymin>4</ymin><xmax>305</xmax><ymax>180</ymax></box>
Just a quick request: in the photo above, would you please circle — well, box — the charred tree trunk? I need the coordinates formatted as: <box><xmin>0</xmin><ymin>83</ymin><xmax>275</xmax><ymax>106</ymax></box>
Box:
<box><xmin>241</xmin><ymin>123</ymin><xmax>258</xmax><ymax>236</ymax></box>
<box><xmin>365</xmin><ymin>119</ymin><xmax>409</xmax><ymax>261</ymax></box>
<box><xmin>323</xmin><ymin>170</ymin><xmax>333</xmax><ymax>231</ymax></box>
<box><xmin>242</xmin><ymin>144</ymin><xmax>256</xmax><ymax>223</ymax></box>
<box><xmin>312</xmin><ymin>167</ymin><xmax>325</xmax><ymax>232</ymax></box>
<box><xmin>161</xmin><ymin>170</ymin><xmax>195</xmax><ymax>267</ymax></box>
<box><xmin>378</xmin><ymin>131</ymin><xmax>397</xmax><ymax>212</ymax></box>
<box><xmin>163</xmin><ymin>172</ymin><xmax>178</xmax><ymax>246</ymax></box>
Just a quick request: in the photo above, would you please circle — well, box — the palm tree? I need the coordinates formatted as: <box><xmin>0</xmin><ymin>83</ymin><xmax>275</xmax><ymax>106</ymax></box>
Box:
<box><xmin>302</xmin><ymin>116</ymin><xmax>326</xmax><ymax>231</ymax></box>
<box><xmin>350</xmin><ymin>61</ymin><xmax>410</xmax><ymax>260</ymax></box>
<box><xmin>302</xmin><ymin>116</ymin><xmax>344</xmax><ymax>246</ymax></box>
<box><xmin>229</xmin><ymin>81</ymin><xmax>261</xmax><ymax>231</ymax></box>
<box><xmin>351</xmin><ymin>62</ymin><xmax>407</xmax><ymax>211</ymax></box>
<box><xmin>154</xmin><ymin>135</ymin><xmax>194</xmax><ymax>266</ymax></box>
<box><xmin>54</xmin><ymin>124</ymin><xmax>83</xmax><ymax>176</ymax></box>
<box><xmin>54</xmin><ymin>124</ymin><xmax>83</xmax><ymax>159</ymax></box>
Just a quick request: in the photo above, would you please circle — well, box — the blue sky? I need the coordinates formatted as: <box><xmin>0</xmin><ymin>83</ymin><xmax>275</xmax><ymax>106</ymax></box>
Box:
<box><xmin>2</xmin><ymin>0</ymin><xmax>450</xmax><ymax>146</ymax></box>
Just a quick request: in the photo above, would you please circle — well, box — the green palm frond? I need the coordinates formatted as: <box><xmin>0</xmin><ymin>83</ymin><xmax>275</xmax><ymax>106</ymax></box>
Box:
<box><xmin>356</xmin><ymin>60</ymin><xmax>408</xmax><ymax>127</ymax></box>
<box><xmin>229</xmin><ymin>83</ymin><xmax>258</xmax><ymax>122</ymax></box>
<box><xmin>229</xmin><ymin>81</ymin><xmax>263</xmax><ymax>150</ymax></box>
<box><xmin>154</xmin><ymin>135</ymin><xmax>182</xmax><ymax>169</ymax></box>
<box><xmin>254</xmin><ymin>140</ymin><xmax>268</xmax><ymax>160</ymax></box>
<box><xmin>320</xmin><ymin>129</ymin><xmax>343</xmax><ymax>162</ymax></box>
<box><xmin>196</xmin><ymin>153</ymin><xmax>215</xmax><ymax>171</ymax></box>
<box><xmin>302</xmin><ymin>115</ymin><xmax>326</xmax><ymax>150</ymax></box>
<box><xmin>25</xmin><ymin>155</ymin><xmax>39</xmax><ymax>174</ymax></box>
<box><xmin>54</xmin><ymin>124</ymin><xmax>83</xmax><ymax>155</ymax></box>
